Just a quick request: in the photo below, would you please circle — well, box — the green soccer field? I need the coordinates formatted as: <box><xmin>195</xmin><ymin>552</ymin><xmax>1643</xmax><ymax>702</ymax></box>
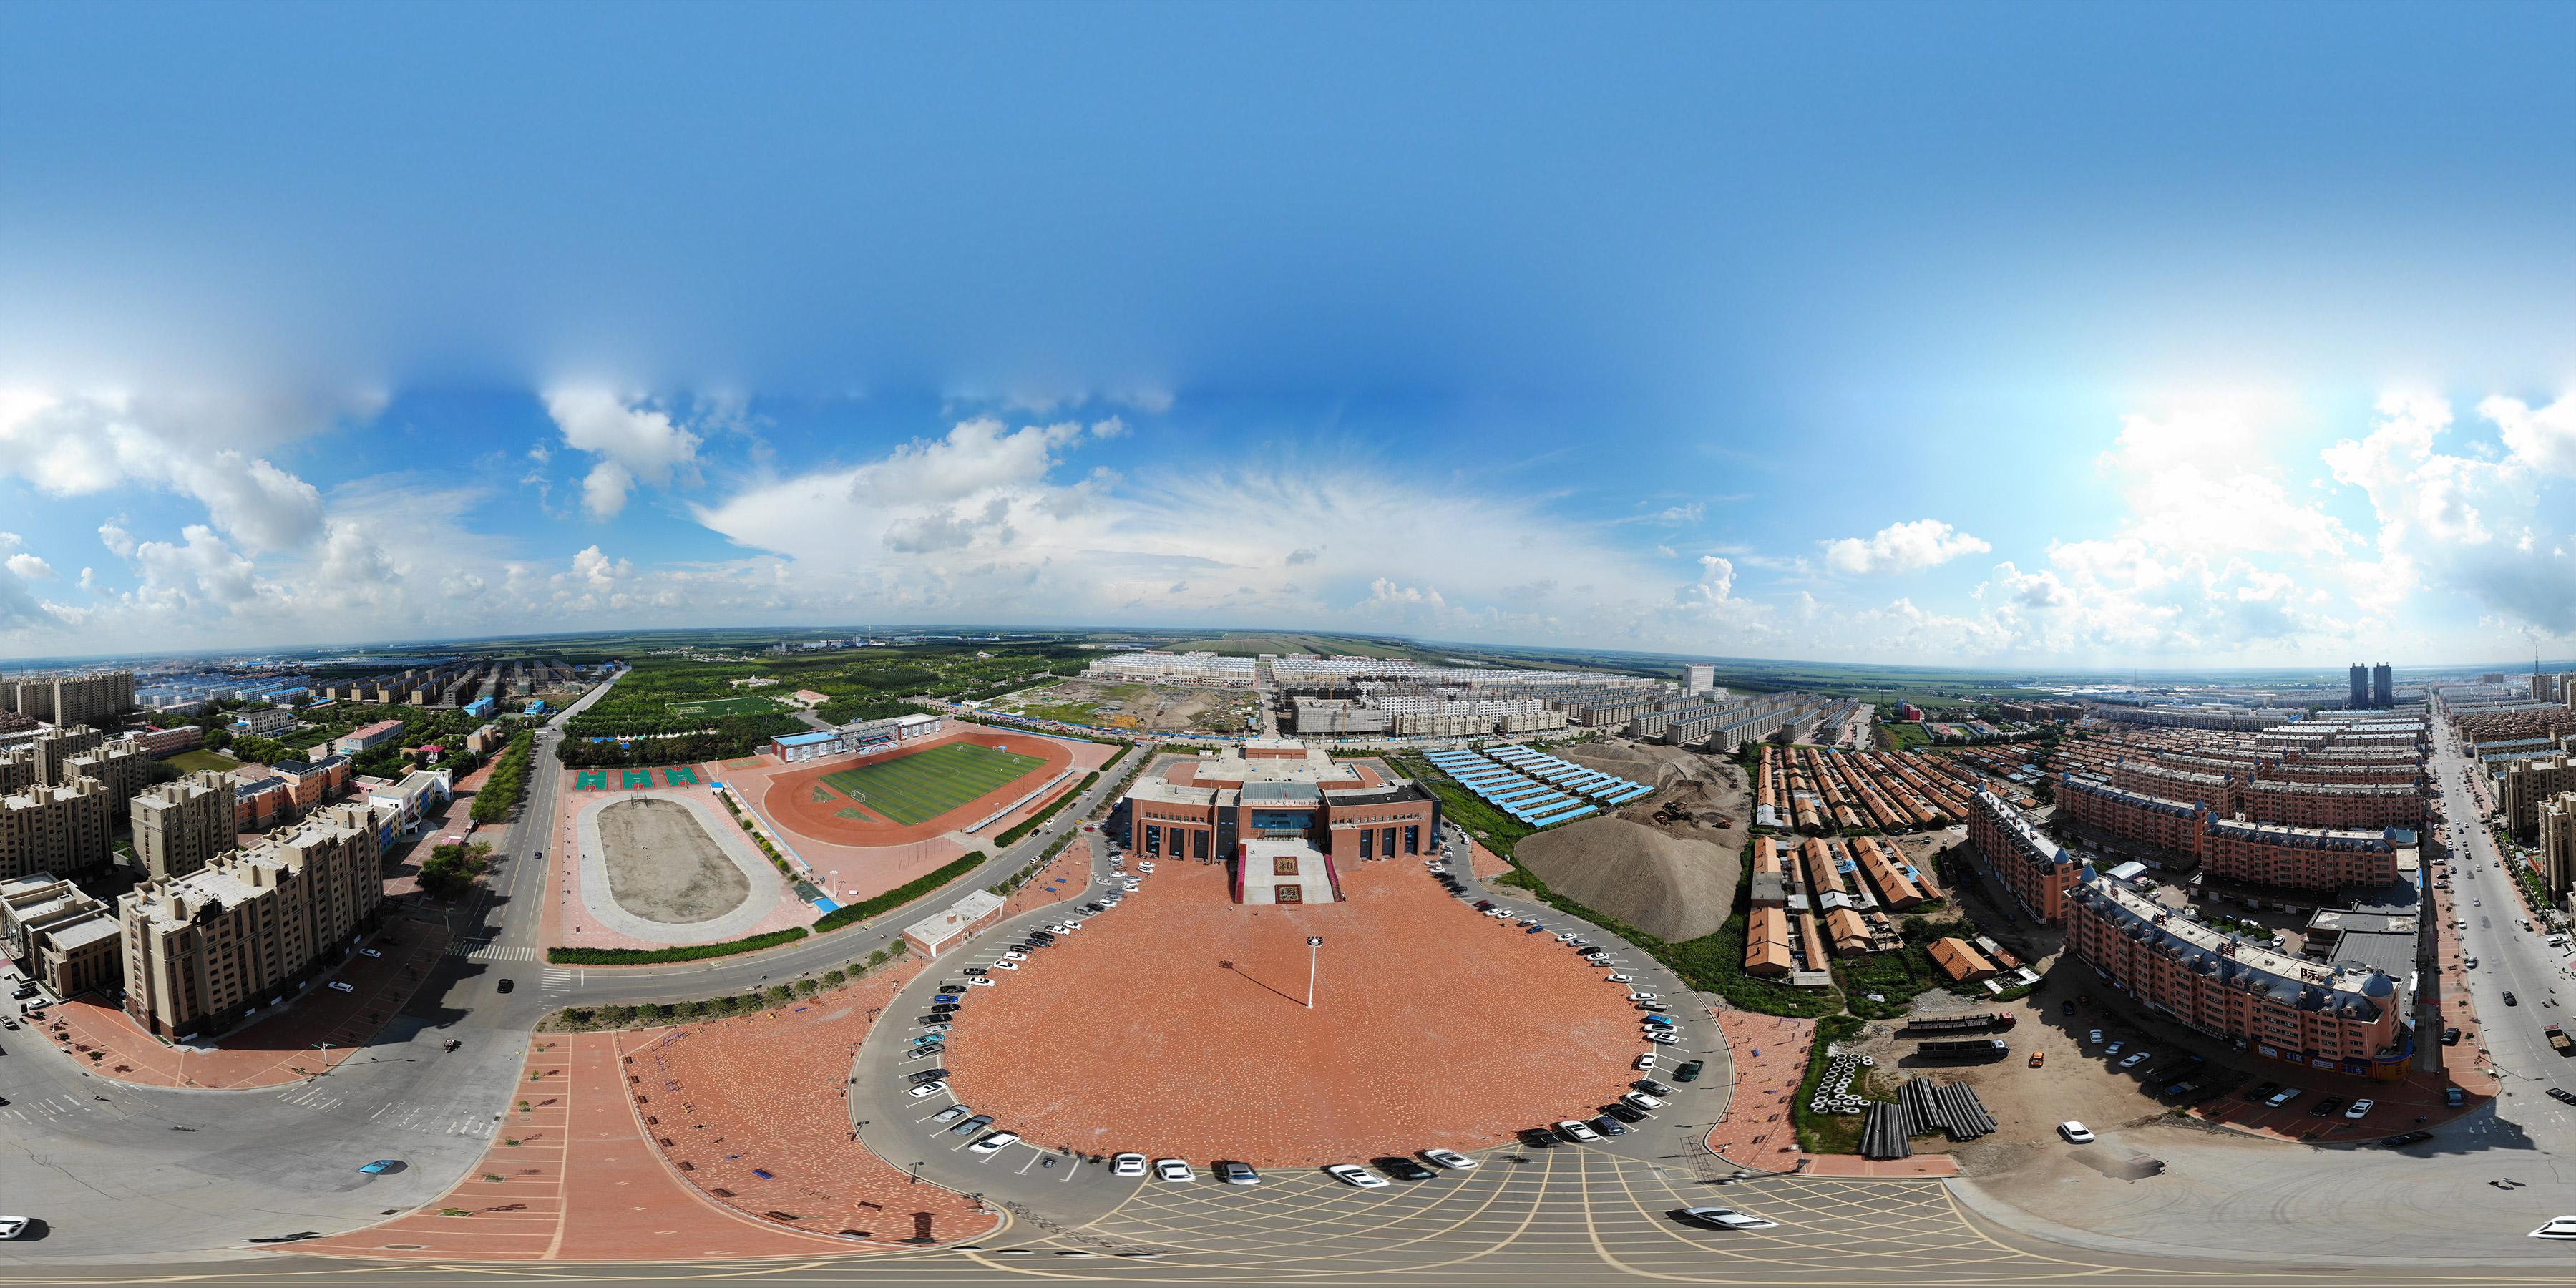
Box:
<box><xmin>817</xmin><ymin>742</ymin><xmax>1048</xmax><ymax>827</ymax></box>
<box><xmin>667</xmin><ymin>695</ymin><xmax>784</xmax><ymax>716</ymax></box>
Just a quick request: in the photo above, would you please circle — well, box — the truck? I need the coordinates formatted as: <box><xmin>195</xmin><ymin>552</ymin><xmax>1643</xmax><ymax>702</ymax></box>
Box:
<box><xmin>2547</xmin><ymin>1025</ymin><xmax>2572</xmax><ymax>1056</ymax></box>
<box><xmin>1917</xmin><ymin>1038</ymin><xmax>2011</xmax><ymax>1062</ymax></box>
<box><xmin>1905</xmin><ymin>1011</ymin><xmax>2018</xmax><ymax>1034</ymax></box>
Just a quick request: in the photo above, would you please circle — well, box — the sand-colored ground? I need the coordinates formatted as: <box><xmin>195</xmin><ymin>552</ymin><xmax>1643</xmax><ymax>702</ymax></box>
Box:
<box><xmin>597</xmin><ymin>796</ymin><xmax>753</xmax><ymax>924</ymax></box>
<box><xmin>941</xmin><ymin>857</ymin><xmax>1640</xmax><ymax>1166</ymax></box>
<box><xmin>1516</xmin><ymin>817</ymin><xmax>1740</xmax><ymax>942</ymax></box>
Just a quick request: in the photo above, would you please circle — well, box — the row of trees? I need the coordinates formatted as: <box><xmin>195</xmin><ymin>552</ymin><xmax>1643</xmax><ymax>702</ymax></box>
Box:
<box><xmin>552</xmin><ymin>714</ymin><xmax>804</xmax><ymax>765</ymax></box>
<box><xmin>469</xmin><ymin>731</ymin><xmax>535</xmax><ymax>824</ymax></box>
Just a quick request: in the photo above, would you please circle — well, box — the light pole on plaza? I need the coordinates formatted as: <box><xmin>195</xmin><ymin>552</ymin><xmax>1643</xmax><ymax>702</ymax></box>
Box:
<box><xmin>1306</xmin><ymin>937</ymin><xmax>1323</xmax><ymax>1010</ymax></box>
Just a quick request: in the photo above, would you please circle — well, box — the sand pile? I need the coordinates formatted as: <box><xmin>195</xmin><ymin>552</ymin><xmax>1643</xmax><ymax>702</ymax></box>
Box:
<box><xmin>1516</xmin><ymin>816</ymin><xmax>1738</xmax><ymax>942</ymax></box>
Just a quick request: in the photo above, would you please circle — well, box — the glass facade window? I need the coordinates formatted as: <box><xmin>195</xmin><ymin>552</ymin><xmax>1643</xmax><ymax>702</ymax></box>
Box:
<box><xmin>1359</xmin><ymin>829</ymin><xmax>1373</xmax><ymax>859</ymax></box>
<box><xmin>1146</xmin><ymin>824</ymin><xmax>1162</xmax><ymax>854</ymax></box>
<box><xmin>1382</xmin><ymin>827</ymin><xmax>1397</xmax><ymax>858</ymax></box>
<box><xmin>1405</xmin><ymin>825</ymin><xmax>1420</xmax><ymax>854</ymax></box>
<box><xmin>1194</xmin><ymin>829</ymin><xmax>1209</xmax><ymax>859</ymax></box>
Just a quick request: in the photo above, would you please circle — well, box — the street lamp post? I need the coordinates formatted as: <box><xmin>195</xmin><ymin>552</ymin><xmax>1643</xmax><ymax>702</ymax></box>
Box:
<box><xmin>1306</xmin><ymin>937</ymin><xmax>1323</xmax><ymax>1010</ymax></box>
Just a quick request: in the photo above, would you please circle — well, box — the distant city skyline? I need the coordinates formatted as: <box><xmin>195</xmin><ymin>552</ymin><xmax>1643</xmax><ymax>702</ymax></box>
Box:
<box><xmin>7</xmin><ymin>4</ymin><xmax>2576</xmax><ymax>668</ymax></box>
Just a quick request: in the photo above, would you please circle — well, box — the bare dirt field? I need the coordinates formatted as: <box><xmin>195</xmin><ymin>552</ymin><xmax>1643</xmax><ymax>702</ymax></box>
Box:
<box><xmin>596</xmin><ymin>797</ymin><xmax>752</xmax><ymax>924</ymax></box>
<box><xmin>1512</xmin><ymin>740</ymin><xmax>1752</xmax><ymax>940</ymax></box>
<box><xmin>1517</xmin><ymin>818</ymin><xmax>1738</xmax><ymax>941</ymax></box>
<box><xmin>997</xmin><ymin>678</ymin><xmax>1259</xmax><ymax>733</ymax></box>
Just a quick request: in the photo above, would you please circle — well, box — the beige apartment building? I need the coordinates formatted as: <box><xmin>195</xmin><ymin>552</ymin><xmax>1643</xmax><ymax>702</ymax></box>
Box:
<box><xmin>133</xmin><ymin>771</ymin><xmax>235</xmax><ymax>880</ymax></box>
<box><xmin>2503</xmin><ymin>754</ymin><xmax>2576</xmax><ymax>837</ymax></box>
<box><xmin>0</xmin><ymin>777</ymin><xmax>114</xmax><ymax>882</ymax></box>
<box><xmin>0</xmin><ymin>872</ymin><xmax>120</xmax><ymax>997</ymax></box>
<box><xmin>118</xmin><ymin>803</ymin><xmax>387</xmax><ymax>1039</ymax></box>
<box><xmin>1</xmin><ymin>671</ymin><xmax>136</xmax><ymax>728</ymax></box>
<box><xmin>2541</xmin><ymin>793</ymin><xmax>2576</xmax><ymax>910</ymax></box>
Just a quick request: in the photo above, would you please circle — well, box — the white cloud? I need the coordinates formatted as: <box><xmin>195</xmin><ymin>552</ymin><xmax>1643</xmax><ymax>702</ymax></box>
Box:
<box><xmin>542</xmin><ymin>387</ymin><xmax>705</xmax><ymax>519</ymax></box>
<box><xmin>2482</xmin><ymin>393</ymin><xmax>2576</xmax><ymax>477</ymax></box>
<box><xmin>0</xmin><ymin>389</ymin><xmax>353</xmax><ymax>552</ymax></box>
<box><xmin>6</xmin><ymin>553</ymin><xmax>55</xmax><ymax>580</ymax></box>
<box><xmin>1819</xmin><ymin>519</ymin><xmax>1991</xmax><ymax>575</ymax></box>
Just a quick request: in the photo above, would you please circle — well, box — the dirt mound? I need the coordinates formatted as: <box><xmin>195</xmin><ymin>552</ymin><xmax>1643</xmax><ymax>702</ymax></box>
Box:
<box><xmin>1516</xmin><ymin>816</ymin><xmax>1738</xmax><ymax>942</ymax></box>
<box><xmin>1560</xmin><ymin>742</ymin><xmax>1702</xmax><ymax>791</ymax></box>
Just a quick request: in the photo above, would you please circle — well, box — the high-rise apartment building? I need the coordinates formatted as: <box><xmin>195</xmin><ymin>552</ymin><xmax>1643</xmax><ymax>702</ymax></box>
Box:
<box><xmin>133</xmin><ymin>771</ymin><xmax>235</xmax><ymax>881</ymax></box>
<box><xmin>0</xmin><ymin>777</ymin><xmax>114</xmax><ymax>881</ymax></box>
<box><xmin>2347</xmin><ymin>663</ymin><xmax>2370</xmax><ymax>709</ymax></box>
<box><xmin>118</xmin><ymin>803</ymin><xmax>386</xmax><ymax>1039</ymax></box>
<box><xmin>2540</xmin><ymin>792</ymin><xmax>2576</xmax><ymax>906</ymax></box>
<box><xmin>2373</xmin><ymin>663</ymin><xmax>2394</xmax><ymax>708</ymax></box>
<box><xmin>1684</xmin><ymin>663</ymin><xmax>1717</xmax><ymax>694</ymax></box>
<box><xmin>1</xmin><ymin>671</ymin><xmax>137</xmax><ymax>728</ymax></box>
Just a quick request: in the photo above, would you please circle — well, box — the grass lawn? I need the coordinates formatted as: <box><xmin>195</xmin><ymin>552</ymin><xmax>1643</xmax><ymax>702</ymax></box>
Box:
<box><xmin>1878</xmin><ymin>722</ymin><xmax>1933</xmax><ymax>751</ymax></box>
<box><xmin>666</xmin><ymin>695</ymin><xmax>786</xmax><ymax>717</ymax></box>
<box><xmin>1020</xmin><ymin>701</ymin><xmax>1102</xmax><ymax>724</ymax></box>
<box><xmin>817</xmin><ymin>741</ymin><xmax>1048</xmax><ymax>826</ymax></box>
<box><xmin>163</xmin><ymin>748</ymin><xmax>239</xmax><ymax>774</ymax></box>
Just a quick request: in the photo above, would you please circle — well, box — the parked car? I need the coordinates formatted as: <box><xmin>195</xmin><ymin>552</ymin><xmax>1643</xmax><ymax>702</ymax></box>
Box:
<box><xmin>356</xmin><ymin>1160</ymin><xmax>400</xmax><ymax>1174</ymax></box>
<box><xmin>966</xmin><ymin>1131</ymin><xmax>1020</xmax><ymax>1155</ymax></box>
<box><xmin>2029</xmin><ymin>1051</ymin><xmax>2046</xmax><ymax>1068</ymax></box>
<box><xmin>2266</xmin><ymin>1088</ymin><xmax>2300</xmax><ymax>1107</ymax></box>
<box><xmin>950</xmin><ymin>1114</ymin><xmax>995</xmax><ymax>1136</ymax></box>
<box><xmin>2441</xmin><ymin>1028</ymin><xmax>2461</xmax><ymax>1045</ymax></box>
<box><xmin>1677</xmin><ymin>1207</ymin><xmax>1778</xmax><ymax>1230</ymax></box>
<box><xmin>2058</xmin><ymin>1122</ymin><xmax>2094</xmax><ymax>1143</ymax></box>
<box><xmin>1110</xmin><ymin>1153</ymin><xmax>1147</xmax><ymax>1176</ymax></box>
<box><xmin>1634</xmin><ymin>1053</ymin><xmax>1657</xmax><ymax>1070</ymax></box>
<box><xmin>1215</xmin><ymin>1160</ymin><xmax>1262</xmax><ymax>1185</ymax></box>
<box><xmin>2119</xmin><ymin>1052</ymin><xmax>2148</xmax><ymax>1068</ymax></box>
<box><xmin>1599</xmin><ymin>1103</ymin><xmax>1647</xmax><ymax>1123</ymax></box>
<box><xmin>1646</xmin><ymin>1031</ymin><xmax>1678</xmax><ymax>1045</ymax></box>
<box><xmin>905</xmin><ymin>1068</ymin><xmax>949</xmax><ymax>1085</ymax></box>
<box><xmin>2379</xmin><ymin>1131</ymin><xmax>2434</xmax><ymax>1148</ymax></box>
<box><xmin>359</xmin><ymin>948</ymin><xmax>381</xmax><ymax>958</ymax></box>
<box><xmin>2309</xmin><ymin>1096</ymin><xmax>2348</xmax><ymax>1117</ymax></box>
<box><xmin>1554</xmin><ymin>1119</ymin><xmax>1601</xmax><ymax>1143</ymax></box>
<box><xmin>1588</xmin><ymin>1115</ymin><xmax>1629</xmax><ymax>1137</ymax></box>
<box><xmin>1324</xmin><ymin>1163</ymin><xmax>1390</xmax><ymax>1187</ymax></box>
<box><xmin>2447</xmin><ymin>1088</ymin><xmax>2469</xmax><ymax>1108</ymax></box>
<box><xmin>2088</xmin><ymin>1030</ymin><xmax>2104</xmax><ymax>1045</ymax></box>
<box><xmin>2244</xmin><ymin>1081</ymin><xmax>2280</xmax><ymax>1102</ymax></box>
<box><xmin>1375</xmin><ymin>1156</ymin><xmax>1440</xmax><ymax>1180</ymax></box>
<box><xmin>1153</xmin><ymin>1158</ymin><xmax>1196</xmax><ymax>1182</ymax></box>
<box><xmin>932</xmin><ymin>1105</ymin><xmax>973</xmax><ymax>1125</ymax></box>
<box><xmin>906</xmin><ymin>1081</ymin><xmax>950</xmax><ymax>1099</ymax></box>
<box><xmin>1674</xmin><ymin>1060</ymin><xmax>1705</xmax><ymax>1083</ymax></box>
<box><xmin>328</xmin><ymin>982</ymin><xmax>355</xmax><ymax>992</ymax></box>
<box><xmin>1632</xmin><ymin>1079</ymin><xmax>1674</xmax><ymax>1097</ymax></box>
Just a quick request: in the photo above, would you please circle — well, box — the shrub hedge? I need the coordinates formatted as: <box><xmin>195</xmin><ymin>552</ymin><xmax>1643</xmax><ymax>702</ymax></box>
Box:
<box><xmin>812</xmin><ymin>850</ymin><xmax>987</xmax><ymax>932</ymax></box>
<box><xmin>547</xmin><ymin>927</ymin><xmax>808</xmax><ymax>965</ymax></box>
<box><xmin>994</xmin><ymin>774</ymin><xmax>1096</xmax><ymax>847</ymax></box>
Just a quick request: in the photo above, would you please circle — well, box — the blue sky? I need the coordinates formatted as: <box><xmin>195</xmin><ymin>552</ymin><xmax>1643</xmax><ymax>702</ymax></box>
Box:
<box><xmin>6</xmin><ymin>0</ymin><xmax>2576</xmax><ymax>668</ymax></box>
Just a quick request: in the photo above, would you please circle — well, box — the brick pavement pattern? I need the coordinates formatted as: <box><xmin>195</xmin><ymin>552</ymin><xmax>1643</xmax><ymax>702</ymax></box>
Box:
<box><xmin>1699</xmin><ymin>1011</ymin><xmax>1960</xmax><ymax>1179</ymax></box>
<box><xmin>942</xmin><ymin>857</ymin><xmax>1639</xmax><ymax>1168</ymax></box>
<box><xmin>625</xmin><ymin>964</ymin><xmax>1000</xmax><ymax>1246</ymax></box>
<box><xmin>296</xmin><ymin>1033</ymin><xmax>880</xmax><ymax>1262</ymax></box>
<box><xmin>39</xmin><ymin>927</ymin><xmax>449</xmax><ymax>1089</ymax></box>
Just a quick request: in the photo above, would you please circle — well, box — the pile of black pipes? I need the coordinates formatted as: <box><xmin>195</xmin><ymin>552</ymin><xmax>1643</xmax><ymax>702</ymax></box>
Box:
<box><xmin>1899</xmin><ymin>1076</ymin><xmax>1999</xmax><ymax>1141</ymax></box>
<box><xmin>1860</xmin><ymin>1100</ymin><xmax>1913</xmax><ymax>1159</ymax></box>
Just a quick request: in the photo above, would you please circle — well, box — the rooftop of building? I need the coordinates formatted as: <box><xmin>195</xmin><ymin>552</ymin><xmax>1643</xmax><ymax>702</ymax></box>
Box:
<box><xmin>2071</xmin><ymin>867</ymin><xmax>2394</xmax><ymax>1017</ymax></box>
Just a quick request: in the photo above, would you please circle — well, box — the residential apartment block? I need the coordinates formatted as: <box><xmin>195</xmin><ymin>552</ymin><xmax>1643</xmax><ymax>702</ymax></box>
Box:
<box><xmin>2200</xmin><ymin>818</ymin><xmax>2412</xmax><ymax>892</ymax></box>
<box><xmin>2502</xmin><ymin>754</ymin><xmax>2576</xmax><ymax>837</ymax></box>
<box><xmin>1</xmin><ymin>670</ymin><xmax>136</xmax><ymax>728</ymax></box>
<box><xmin>336</xmin><ymin>720</ymin><xmax>406</xmax><ymax>754</ymax></box>
<box><xmin>1967</xmin><ymin>789</ymin><xmax>2077</xmax><ymax>927</ymax></box>
<box><xmin>2066</xmin><ymin>866</ymin><xmax>2406</xmax><ymax>1078</ymax></box>
<box><xmin>2238</xmin><ymin>779</ymin><xmax>2425</xmax><ymax>832</ymax></box>
<box><xmin>0</xmin><ymin>777</ymin><xmax>114</xmax><ymax>882</ymax></box>
<box><xmin>134</xmin><ymin>771</ymin><xmax>235</xmax><ymax>880</ymax></box>
<box><xmin>118</xmin><ymin>803</ymin><xmax>387</xmax><ymax>1039</ymax></box>
<box><xmin>2540</xmin><ymin>792</ymin><xmax>2576</xmax><ymax>906</ymax></box>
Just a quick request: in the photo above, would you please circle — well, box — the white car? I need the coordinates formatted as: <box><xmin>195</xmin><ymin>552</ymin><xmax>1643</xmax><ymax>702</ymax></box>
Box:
<box><xmin>1634</xmin><ymin>1052</ymin><xmax>1657</xmax><ymax>1070</ymax></box>
<box><xmin>2058</xmin><ymin>1121</ymin><xmax>2094</xmax><ymax>1143</ymax></box>
<box><xmin>1324</xmin><ymin>1163</ymin><xmax>1390</xmax><ymax>1188</ymax></box>
<box><xmin>1677</xmin><ymin>1207</ymin><xmax>1779</xmax><ymax>1230</ymax></box>
<box><xmin>328</xmin><ymin>981</ymin><xmax>354</xmax><ymax>992</ymax></box>
<box><xmin>1001</xmin><ymin>951</ymin><xmax>1028</xmax><ymax>961</ymax></box>
<box><xmin>1554</xmin><ymin>1119</ymin><xmax>1601</xmax><ymax>1142</ymax></box>
<box><xmin>1606</xmin><ymin>974</ymin><xmax>1634</xmax><ymax>983</ymax></box>
<box><xmin>2119</xmin><ymin>1052</ymin><xmax>2147</xmax><ymax>1068</ymax></box>
<box><xmin>1121</xmin><ymin>883</ymin><xmax>1141</xmax><ymax>892</ymax></box>
<box><xmin>905</xmin><ymin>1080</ymin><xmax>950</xmax><ymax>1098</ymax></box>
<box><xmin>993</xmin><ymin>960</ymin><xmax>1022</xmax><ymax>970</ymax></box>
<box><xmin>0</xmin><ymin>1216</ymin><xmax>24</xmax><ymax>1239</ymax></box>
<box><xmin>931</xmin><ymin>1105</ymin><xmax>973</xmax><ymax>1124</ymax></box>
<box><xmin>1153</xmin><ymin>1158</ymin><xmax>1196</xmax><ymax>1182</ymax></box>
<box><xmin>1112</xmin><ymin>1153</ymin><xmax>1148</xmax><ymax>1177</ymax></box>
<box><xmin>967</xmin><ymin>1131</ymin><xmax>1020</xmax><ymax>1155</ymax></box>
<box><xmin>1423</xmin><ymin>1148</ymin><xmax>1478</xmax><ymax>1170</ymax></box>
<box><xmin>1646</xmin><ymin>1031</ymin><xmax>1678</xmax><ymax>1045</ymax></box>
<box><xmin>2531</xmin><ymin>1216</ymin><xmax>2576</xmax><ymax>1240</ymax></box>
<box><xmin>359</xmin><ymin>948</ymin><xmax>381</xmax><ymax>957</ymax></box>
<box><xmin>2104</xmin><ymin>1040</ymin><xmax>2124</xmax><ymax>1054</ymax></box>
<box><xmin>1627</xmin><ymin>992</ymin><xmax>1657</xmax><ymax>1002</ymax></box>
<box><xmin>1622</xmin><ymin>1092</ymin><xmax>1667</xmax><ymax>1112</ymax></box>
<box><xmin>967</xmin><ymin>977</ymin><xmax>995</xmax><ymax>987</ymax></box>
<box><xmin>2087</xmin><ymin>1029</ymin><xmax>2103</xmax><ymax>1044</ymax></box>
<box><xmin>2345</xmin><ymin>1098</ymin><xmax>2375</xmax><ymax>1119</ymax></box>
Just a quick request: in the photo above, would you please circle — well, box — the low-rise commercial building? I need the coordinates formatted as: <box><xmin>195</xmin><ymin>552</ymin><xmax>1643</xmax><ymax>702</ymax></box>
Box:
<box><xmin>230</xmin><ymin>706</ymin><xmax>299</xmax><ymax>736</ymax></box>
<box><xmin>117</xmin><ymin>803</ymin><xmax>388</xmax><ymax>1039</ymax></box>
<box><xmin>134</xmin><ymin>725</ymin><xmax>205</xmax><ymax>757</ymax></box>
<box><xmin>362</xmin><ymin>769</ymin><xmax>452</xmax><ymax>836</ymax></box>
<box><xmin>336</xmin><ymin>720</ymin><xmax>406</xmax><ymax>754</ymax></box>
<box><xmin>1929</xmin><ymin>936</ymin><xmax>1999</xmax><ymax>981</ymax></box>
<box><xmin>1</xmin><ymin>872</ymin><xmax>121</xmax><ymax>997</ymax></box>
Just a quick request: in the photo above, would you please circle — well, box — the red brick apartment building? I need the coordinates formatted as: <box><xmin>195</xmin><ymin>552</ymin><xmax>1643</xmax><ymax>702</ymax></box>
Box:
<box><xmin>2066</xmin><ymin>867</ymin><xmax>2408</xmax><ymax>1080</ymax></box>
<box><xmin>1967</xmin><ymin>789</ymin><xmax>2077</xmax><ymax>927</ymax></box>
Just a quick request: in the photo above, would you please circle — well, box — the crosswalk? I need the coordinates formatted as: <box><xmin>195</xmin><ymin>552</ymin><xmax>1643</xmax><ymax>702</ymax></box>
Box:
<box><xmin>448</xmin><ymin>942</ymin><xmax>541</xmax><ymax>961</ymax></box>
<box><xmin>542</xmin><ymin>967</ymin><xmax>579</xmax><ymax>992</ymax></box>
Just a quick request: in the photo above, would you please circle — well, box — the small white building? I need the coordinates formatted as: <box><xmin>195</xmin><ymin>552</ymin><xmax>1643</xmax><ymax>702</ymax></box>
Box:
<box><xmin>902</xmin><ymin>889</ymin><xmax>1005</xmax><ymax>957</ymax></box>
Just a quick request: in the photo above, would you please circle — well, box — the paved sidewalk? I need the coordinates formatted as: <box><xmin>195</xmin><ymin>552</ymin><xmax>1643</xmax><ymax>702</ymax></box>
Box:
<box><xmin>32</xmin><ymin>927</ymin><xmax>448</xmax><ymax>1089</ymax></box>
<box><xmin>294</xmin><ymin>1032</ymin><xmax>879</xmax><ymax>1262</ymax></box>
<box><xmin>1699</xmin><ymin>1010</ymin><xmax>1959</xmax><ymax>1179</ymax></box>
